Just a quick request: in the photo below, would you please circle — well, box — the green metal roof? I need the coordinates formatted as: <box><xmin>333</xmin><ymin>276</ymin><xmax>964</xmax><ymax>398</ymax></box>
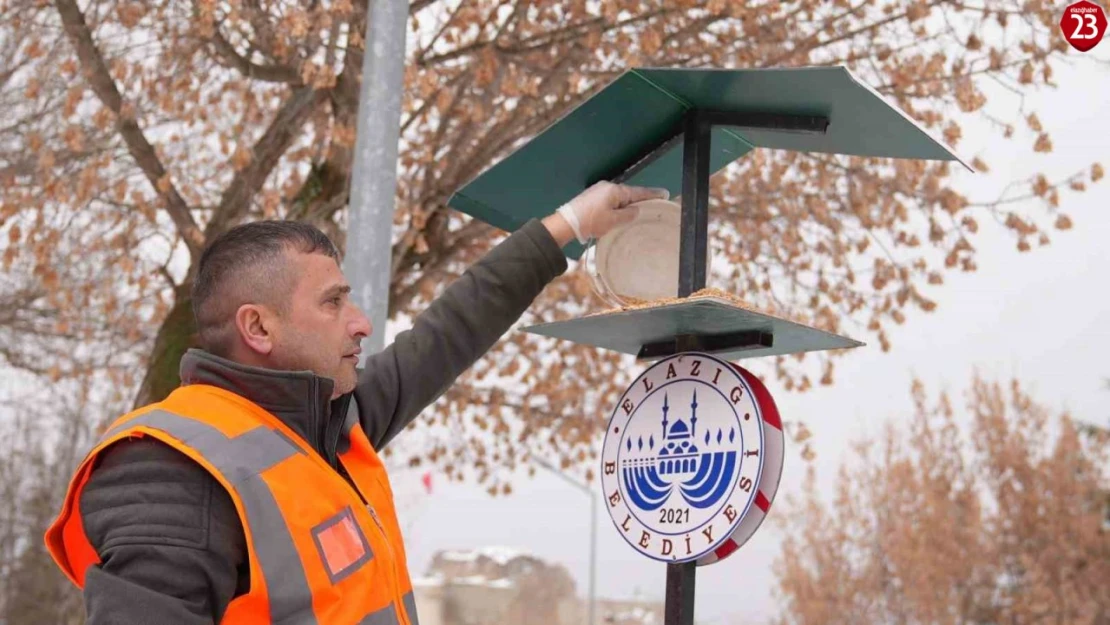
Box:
<box><xmin>448</xmin><ymin>66</ymin><xmax>967</xmax><ymax>258</ymax></box>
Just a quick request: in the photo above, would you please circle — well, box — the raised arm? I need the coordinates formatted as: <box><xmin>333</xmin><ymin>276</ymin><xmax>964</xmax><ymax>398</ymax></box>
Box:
<box><xmin>353</xmin><ymin>183</ymin><xmax>668</xmax><ymax>449</ymax></box>
<box><xmin>353</xmin><ymin>216</ymin><xmax>568</xmax><ymax>449</ymax></box>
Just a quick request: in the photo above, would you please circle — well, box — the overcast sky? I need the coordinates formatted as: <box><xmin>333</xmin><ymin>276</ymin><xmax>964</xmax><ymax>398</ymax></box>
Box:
<box><xmin>385</xmin><ymin>48</ymin><xmax>1110</xmax><ymax>625</ymax></box>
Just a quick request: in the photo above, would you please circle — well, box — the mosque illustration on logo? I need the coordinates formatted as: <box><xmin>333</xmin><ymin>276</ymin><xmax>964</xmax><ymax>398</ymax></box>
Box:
<box><xmin>622</xmin><ymin>390</ymin><xmax>739</xmax><ymax>512</ymax></box>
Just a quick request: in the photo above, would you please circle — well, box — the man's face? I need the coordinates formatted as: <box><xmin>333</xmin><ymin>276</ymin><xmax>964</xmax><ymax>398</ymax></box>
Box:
<box><xmin>267</xmin><ymin>250</ymin><xmax>371</xmax><ymax>398</ymax></box>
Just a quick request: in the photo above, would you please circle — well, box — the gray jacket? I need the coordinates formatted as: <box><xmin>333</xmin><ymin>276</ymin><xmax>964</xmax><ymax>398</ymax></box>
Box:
<box><xmin>76</xmin><ymin>219</ymin><xmax>568</xmax><ymax>624</ymax></box>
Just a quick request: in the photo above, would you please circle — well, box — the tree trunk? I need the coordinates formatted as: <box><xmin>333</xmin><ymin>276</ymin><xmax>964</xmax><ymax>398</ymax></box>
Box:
<box><xmin>133</xmin><ymin>284</ymin><xmax>196</xmax><ymax>408</ymax></box>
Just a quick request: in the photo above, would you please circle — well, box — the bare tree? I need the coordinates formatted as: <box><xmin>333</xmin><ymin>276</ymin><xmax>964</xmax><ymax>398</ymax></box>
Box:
<box><xmin>774</xmin><ymin>376</ymin><xmax>1110</xmax><ymax>625</ymax></box>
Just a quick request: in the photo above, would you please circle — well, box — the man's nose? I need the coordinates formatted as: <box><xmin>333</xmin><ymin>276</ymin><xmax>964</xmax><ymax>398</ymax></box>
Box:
<box><xmin>349</xmin><ymin>306</ymin><xmax>372</xmax><ymax>339</ymax></box>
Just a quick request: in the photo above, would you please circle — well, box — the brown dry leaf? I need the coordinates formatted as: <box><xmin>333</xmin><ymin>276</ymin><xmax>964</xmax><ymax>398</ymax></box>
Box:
<box><xmin>1032</xmin><ymin>175</ymin><xmax>1050</xmax><ymax>197</ymax></box>
<box><xmin>943</xmin><ymin>122</ymin><xmax>962</xmax><ymax>146</ymax></box>
<box><xmin>117</xmin><ymin>3</ymin><xmax>146</xmax><ymax>27</ymax></box>
<box><xmin>792</xmin><ymin>422</ymin><xmax>813</xmax><ymax>444</ymax></box>
<box><xmin>1019</xmin><ymin>62</ymin><xmax>1034</xmax><ymax>84</ymax></box>
<box><xmin>1033</xmin><ymin>132</ymin><xmax>1053</xmax><ymax>153</ymax></box>
<box><xmin>231</xmin><ymin>145</ymin><xmax>253</xmax><ymax>171</ymax></box>
<box><xmin>641</xmin><ymin>29</ymin><xmax>663</xmax><ymax>55</ymax></box>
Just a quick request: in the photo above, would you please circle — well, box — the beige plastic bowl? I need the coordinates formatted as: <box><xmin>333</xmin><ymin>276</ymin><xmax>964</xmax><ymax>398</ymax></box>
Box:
<box><xmin>585</xmin><ymin>198</ymin><xmax>688</xmax><ymax>308</ymax></box>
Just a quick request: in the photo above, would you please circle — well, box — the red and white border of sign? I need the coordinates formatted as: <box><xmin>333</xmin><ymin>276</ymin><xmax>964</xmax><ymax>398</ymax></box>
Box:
<box><xmin>695</xmin><ymin>363</ymin><xmax>785</xmax><ymax>566</ymax></box>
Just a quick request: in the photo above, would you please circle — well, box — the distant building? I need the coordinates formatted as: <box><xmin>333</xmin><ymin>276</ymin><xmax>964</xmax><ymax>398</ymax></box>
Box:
<box><xmin>412</xmin><ymin>546</ymin><xmax>663</xmax><ymax>625</ymax></box>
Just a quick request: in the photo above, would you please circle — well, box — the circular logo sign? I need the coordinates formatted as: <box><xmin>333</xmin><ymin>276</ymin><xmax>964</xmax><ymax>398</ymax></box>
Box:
<box><xmin>1060</xmin><ymin>0</ymin><xmax>1107</xmax><ymax>52</ymax></box>
<box><xmin>600</xmin><ymin>353</ymin><xmax>764</xmax><ymax>563</ymax></box>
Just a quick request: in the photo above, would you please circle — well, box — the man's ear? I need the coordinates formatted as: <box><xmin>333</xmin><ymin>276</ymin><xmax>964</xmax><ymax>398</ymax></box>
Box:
<box><xmin>234</xmin><ymin>303</ymin><xmax>275</xmax><ymax>356</ymax></box>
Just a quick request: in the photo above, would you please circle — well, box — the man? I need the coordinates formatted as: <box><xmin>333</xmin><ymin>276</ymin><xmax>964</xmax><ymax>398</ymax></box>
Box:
<box><xmin>45</xmin><ymin>182</ymin><xmax>666</xmax><ymax>625</ymax></box>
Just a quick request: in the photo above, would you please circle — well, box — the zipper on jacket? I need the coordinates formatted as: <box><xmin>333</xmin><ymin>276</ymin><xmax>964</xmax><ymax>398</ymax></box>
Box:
<box><xmin>263</xmin><ymin>379</ymin><xmax>410</xmax><ymax>625</ymax></box>
<box><xmin>285</xmin><ymin>396</ymin><xmax>410</xmax><ymax>625</ymax></box>
<box><xmin>327</xmin><ymin>459</ymin><xmax>410</xmax><ymax>625</ymax></box>
<box><xmin>339</xmin><ymin>447</ymin><xmax>410</xmax><ymax>625</ymax></box>
<box><xmin>356</xmin><ymin>474</ymin><xmax>409</xmax><ymax>625</ymax></box>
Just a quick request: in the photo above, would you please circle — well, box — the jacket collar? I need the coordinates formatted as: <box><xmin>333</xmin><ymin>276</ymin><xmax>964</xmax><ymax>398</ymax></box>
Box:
<box><xmin>178</xmin><ymin>348</ymin><xmax>335</xmax><ymax>453</ymax></box>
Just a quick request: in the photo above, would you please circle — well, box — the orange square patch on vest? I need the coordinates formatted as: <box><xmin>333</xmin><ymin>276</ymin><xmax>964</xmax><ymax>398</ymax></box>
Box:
<box><xmin>311</xmin><ymin>507</ymin><xmax>373</xmax><ymax>583</ymax></box>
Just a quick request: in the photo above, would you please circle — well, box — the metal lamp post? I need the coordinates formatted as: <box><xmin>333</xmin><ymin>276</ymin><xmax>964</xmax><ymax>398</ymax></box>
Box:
<box><xmin>345</xmin><ymin>0</ymin><xmax>409</xmax><ymax>357</ymax></box>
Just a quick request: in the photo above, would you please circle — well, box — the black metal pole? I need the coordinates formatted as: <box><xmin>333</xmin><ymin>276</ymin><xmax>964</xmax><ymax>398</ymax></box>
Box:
<box><xmin>678</xmin><ymin>109</ymin><xmax>712</xmax><ymax>298</ymax></box>
<box><xmin>666</xmin><ymin>332</ymin><xmax>703</xmax><ymax>625</ymax></box>
<box><xmin>665</xmin><ymin>110</ymin><xmax>713</xmax><ymax>625</ymax></box>
<box><xmin>664</xmin><ymin>561</ymin><xmax>697</xmax><ymax>625</ymax></box>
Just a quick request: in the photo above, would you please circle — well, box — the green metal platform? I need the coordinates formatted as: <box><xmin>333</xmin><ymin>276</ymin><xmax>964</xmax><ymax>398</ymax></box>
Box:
<box><xmin>523</xmin><ymin>296</ymin><xmax>864</xmax><ymax>362</ymax></box>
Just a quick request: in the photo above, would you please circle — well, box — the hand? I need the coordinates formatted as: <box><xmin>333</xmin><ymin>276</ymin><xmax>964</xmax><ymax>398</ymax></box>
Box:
<box><xmin>553</xmin><ymin>182</ymin><xmax>670</xmax><ymax>245</ymax></box>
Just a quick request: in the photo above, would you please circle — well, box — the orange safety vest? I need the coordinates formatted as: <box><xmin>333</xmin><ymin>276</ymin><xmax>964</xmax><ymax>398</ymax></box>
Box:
<box><xmin>45</xmin><ymin>383</ymin><xmax>419</xmax><ymax>625</ymax></box>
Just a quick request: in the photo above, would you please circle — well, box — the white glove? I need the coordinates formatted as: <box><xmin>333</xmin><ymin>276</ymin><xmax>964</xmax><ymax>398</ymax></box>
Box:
<box><xmin>557</xmin><ymin>182</ymin><xmax>670</xmax><ymax>244</ymax></box>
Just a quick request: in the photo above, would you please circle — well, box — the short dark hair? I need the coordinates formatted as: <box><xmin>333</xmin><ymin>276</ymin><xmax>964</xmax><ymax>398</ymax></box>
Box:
<box><xmin>192</xmin><ymin>220</ymin><xmax>340</xmax><ymax>356</ymax></box>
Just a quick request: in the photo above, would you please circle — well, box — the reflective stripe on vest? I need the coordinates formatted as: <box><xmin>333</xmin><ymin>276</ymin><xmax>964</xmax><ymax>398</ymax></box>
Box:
<box><xmin>101</xmin><ymin>409</ymin><xmax>407</xmax><ymax>625</ymax></box>
<box><xmin>354</xmin><ymin>594</ymin><xmax>417</xmax><ymax>625</ymax></box>
<box><xmin>403</xmin><ymin>592</ymin><xmax>420</xmax><ymax>625</ymax></box>
<box><xmin>105</xmin><ymin>410</ymin><xmax>321</xmax><ymax>624</ymax></box>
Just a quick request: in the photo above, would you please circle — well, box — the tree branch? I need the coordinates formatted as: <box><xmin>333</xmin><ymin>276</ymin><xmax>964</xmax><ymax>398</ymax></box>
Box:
<box><xmin>242</xmin><ymin>0</ymin><xmax>290</xmax><ymax>65</ymax></box>
<box><xmin>417</xmin><ymin>8</ymin><xmax>671</xmax><ymax>68</ymax></box>
<box><xmin>54</xmin><ymin>0</ymin><xmax>205</xmax><ymax>259</ymax></box>
<box><xmin>415</xmin><ymin>0</ymin><xmax>471</xmax><ymax>65</ymax></box>
<box><xmin>410</xmin><ymin>0</ymin><xmax>437</xmax><ymax>15</ymax></box>
<box><xmin>763</xmin><ymin>3</ymin><xmax>923</xmax><ymax>68</ymax></box>
<box><xmin>400</xmin><ymin>69</ymin><xmax>469</xmax><ymax>135</ymax></box>
<box><xmin>333</xmin><ymin>5</ymin><xmax>370</xmax><ymax>116</ymax></box>
<box><xmin>207</xmin><ymin>29</ymin><xmax>302</xmax><ymax>84</ymax></box>
<box><xmin>203</xmin><ymin>86</ymin><xmax>325</xmax><ymax>239</ymax></box>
